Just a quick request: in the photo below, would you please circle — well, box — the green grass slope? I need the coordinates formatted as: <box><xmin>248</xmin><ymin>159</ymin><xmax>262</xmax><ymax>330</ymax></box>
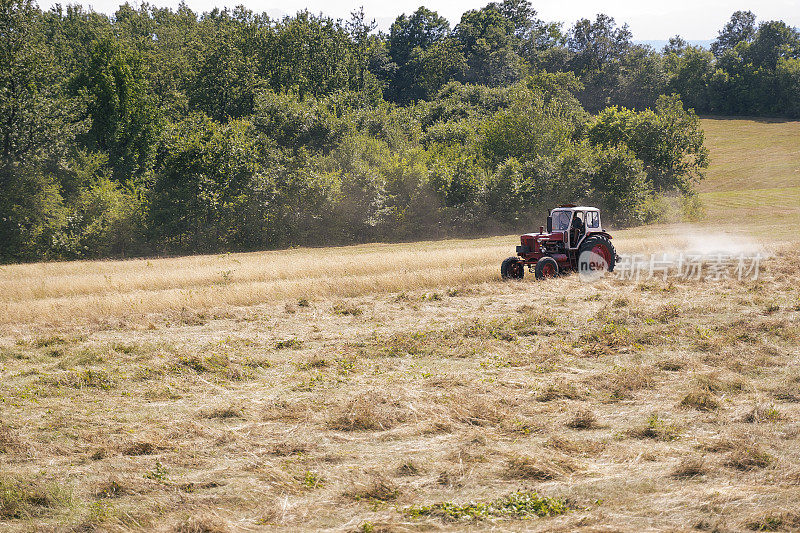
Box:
<box><xmin>699</xmin><ymin>117</ymin><xmax>800</xmax><ymax>193</ymax></box>
<box><xmin>698</xmin><ymin>118</ymin><xmax>800</xmax><ymax>233</ymax></box>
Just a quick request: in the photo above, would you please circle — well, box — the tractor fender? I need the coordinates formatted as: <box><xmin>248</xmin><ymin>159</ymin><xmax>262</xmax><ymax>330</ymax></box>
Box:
<box><xmin>575</xmin><ymin>231</ymin><xmax>613</xmax><ymax>250</ymax></box>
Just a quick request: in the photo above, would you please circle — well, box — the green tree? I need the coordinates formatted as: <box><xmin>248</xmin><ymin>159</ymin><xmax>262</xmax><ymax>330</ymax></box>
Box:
<box><xmin>744</xmin><ymin>20</ymin><xmax>800</xmax><ymax>70</ymax></box>
<box><xmin>567</xmin><ymin>14</ymin><xmax>632</xmax><ymax>111</ymax></box>
<box><xmin>252</xmin><ymin>90</ymin><xmax>347</xmax><ymax>153</ymax></box>
<box><xmin>61</xmin><ymin>165</ymin><xmax>143</xmax><ymax>258</ymax></box>
<box><xmin>145</xmin><ymin>3</ymin><xmax>203</xmax><ymax>119</ymax></box>
<box><xmin>388</xmin><ymin>7</ymin><xmax>450</xmax><ymax>68</ymax></box>
<box><xmin>614</xmin><ymin>45</ymin><xmax>668</xmax><ymax>110</ymax></box>
<box><xmin>39</xmin><ymin>4</ymin><xmax>110</xmax><ymax>78</ymax></box>
<box><xmin>491</xmin><ymin>0</ymin><xmax>536</xmax><ymax>38</ymax></box>
<box><xmin>76</xmin><ymin>36</ymin><xmax>158</xmax><ymax>181</ymax></box>
<box><xmin>588</xmin><ymin>144</ymin><xmax>651</xmax><ymax>224</ymax></box>
<box><xmin>407</xmin><ymin>38</ymin><xmax>467</xmax><ymax>99</ymax></box>
<box><xmin>586</xmin><ymin>95</ymin><xmax>709</xmax><ymax>192</ymax></box>
<box><xmin>775</xmin><ymin>58</ymin><xmax>800</xmax><ymax>117</ymax></box>
<box><xmin>454</xmin><ymin>4</ymin><xmax>527</xmax><ymax>86</ymax></box>
<box><xmin>189</xmin><ymin>19</ymin><xmax>262</xmax><ymax>121</ymax></box>
<box><xmin>266</xmin><ymin>11</ymin><xmax>361</xmax><ymax>98</ymax></box>
<box><xmin>0</xmin><ymin>0</ymin><xmax>77</xmax><ymax>176</ymax></box>
<box><xmin>479</xmin><ymin>87</ymin><xmax>576</xmax><ymax>167</ymax></box>
<box><xmin>667</xmin><ymin>47</ymin><xmax>714</xmax><ymax>113</ymax></box>
<box><xmin>0</xmin><ymin>171</ymin><xmax>67</xmax><ymax>261</ymax></box>
<box><xmin>387</xmin><ymin>7</ymin><xmax>451</xmax><ymax>101</ymax></box>
<box><xmin>567</xmin><ymin>14</ymin><xmax>632</xmax><ymax>73</ymax></box>
<box><xmin>426</xmin><ymin>142</ymin><xmax>482</xmax><ymax>208</ymax></box>
<box><xmin>711</xmin><ymin>10</ymin><xmax>756</xmax><ymax>58</ymax></box>
<box><xmin>345</xmin><ymin>7</ymin><xmax>380</xmax><ymax>94</ymax></box>
<box><xmin>662</xmin><ymin>35</ymin><xmax>688</xmax><ymax>56</ymax></box>
<box><xmin>149</xmin><ymin>114</ymin><xmax>266</xmax><ymax>251</ymax></box>
<box><xmin>0</xmin><ymin>0</ymin><xmax>81</xmax><ymax>261</ymax></box>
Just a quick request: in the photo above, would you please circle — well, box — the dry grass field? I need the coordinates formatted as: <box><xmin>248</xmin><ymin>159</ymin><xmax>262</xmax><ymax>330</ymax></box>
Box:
<box><xmin>1</xmin><ymin>118</ymin><xmax>799</xmax><ymax>532</ymax></box>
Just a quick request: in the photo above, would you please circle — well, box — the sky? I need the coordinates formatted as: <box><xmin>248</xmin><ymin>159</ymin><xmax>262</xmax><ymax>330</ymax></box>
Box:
<box><xmin>38</xmin><ymin>0</ymin><xmax>800</xmax><ymax>40</ymax></box>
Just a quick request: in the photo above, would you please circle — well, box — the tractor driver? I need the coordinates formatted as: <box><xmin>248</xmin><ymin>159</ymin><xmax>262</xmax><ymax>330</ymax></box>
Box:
<box><xmin>571</xmin><ymin>212</ymin><xmax>585</xmax><ymax>247</ymax></box>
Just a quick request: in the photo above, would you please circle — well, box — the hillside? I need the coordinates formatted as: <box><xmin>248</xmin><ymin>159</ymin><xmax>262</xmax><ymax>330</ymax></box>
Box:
<box><xmin>698</xmin><ymin>118</ymin><xmax>800</xmax><ymax>193</ymax></box>
<box><xmin>698</xmin><ymin>118</ymin><xmax>800</xmax><ymax>234</ymax></box>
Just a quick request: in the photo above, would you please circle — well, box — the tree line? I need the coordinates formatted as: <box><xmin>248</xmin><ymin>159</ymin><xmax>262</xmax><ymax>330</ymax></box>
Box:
<box><xmin>1</xmin><ymin>0</ymin><xmax>795</xmax><ymax>261</ymax></box>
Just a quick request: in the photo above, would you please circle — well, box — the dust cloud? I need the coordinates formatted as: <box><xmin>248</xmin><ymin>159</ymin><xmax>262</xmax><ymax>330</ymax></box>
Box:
<box><xmin>682</xmin><ymin>230</ymin><xmax>768</xmax><ymax>257</ymax></box>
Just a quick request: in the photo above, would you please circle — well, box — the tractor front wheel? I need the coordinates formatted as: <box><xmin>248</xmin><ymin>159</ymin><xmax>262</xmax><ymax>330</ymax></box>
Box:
<box><xmin>535</xmin><ymin>257</ymin><xmax>559</xmax><ymax>280</ymax></box>
<box><xmin>501</xmin><ymin>257</ymin><xmax>524</xmax><ymax>280</ymax></box>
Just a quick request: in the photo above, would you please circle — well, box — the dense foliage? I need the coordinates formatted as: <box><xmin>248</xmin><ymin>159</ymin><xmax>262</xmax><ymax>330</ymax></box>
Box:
<box><xmin>0</xmin><ymin>0</ymin><xmax>794</xmax><ymax>261</ymax></box>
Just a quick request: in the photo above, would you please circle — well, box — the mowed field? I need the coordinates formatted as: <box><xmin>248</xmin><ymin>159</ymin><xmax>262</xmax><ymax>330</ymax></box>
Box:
<box><xmin>697</xmin><ymin>117</ymin><xmax>800</xmax><ymax>237</ymax></box>
<box><xmin>1</xmin><ymin>118</ymin><xmax>799</xmax><ymax>532</ymax></box>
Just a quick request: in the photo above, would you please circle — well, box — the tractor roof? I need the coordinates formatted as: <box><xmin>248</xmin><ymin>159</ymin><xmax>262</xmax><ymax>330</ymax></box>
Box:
<box><xmin>552</xmin><ymin>206</ymin><xmax>599</xmax><ymax>212</ymax></box>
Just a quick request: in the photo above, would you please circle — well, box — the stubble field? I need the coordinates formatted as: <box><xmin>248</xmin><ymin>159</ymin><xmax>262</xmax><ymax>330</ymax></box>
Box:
<box><xmin>1</xmin><ymin>118</ymin><xmax>799</xmax><ymax>532</ymax></box>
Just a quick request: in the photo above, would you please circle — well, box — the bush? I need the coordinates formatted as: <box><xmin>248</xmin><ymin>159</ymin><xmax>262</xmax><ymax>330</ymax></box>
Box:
<box><xmin>406</xmin><ymin>491</ymin><xmax>570</xmax><ymax>521</ymax></box>
<box><xmin>0</xmin><ymin>172</ymin><xmax>67</xmax><ymax>262</ymax></box>
<box><xmin>585</xmin><ymin>95</ymin><xmax>709</xmax><ymax>193</ymax></box>
<box><xmin>62</xmin><ymin>175</ymin><xmax>143</xmax><ymax>258</ymax></box>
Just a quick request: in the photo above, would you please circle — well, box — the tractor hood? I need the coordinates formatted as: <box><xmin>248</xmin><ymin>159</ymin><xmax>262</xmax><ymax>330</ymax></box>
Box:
<box><xmin>523</xmin><ymin>232</ymin><xmax>564</xmax><ymax>242</ymax></box>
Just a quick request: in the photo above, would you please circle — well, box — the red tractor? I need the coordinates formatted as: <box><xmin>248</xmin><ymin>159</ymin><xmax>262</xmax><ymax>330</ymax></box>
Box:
<box><xmin>501</xmin><ymin>205</ymin><xmax>618</xmax><ymax>280</ymax></box>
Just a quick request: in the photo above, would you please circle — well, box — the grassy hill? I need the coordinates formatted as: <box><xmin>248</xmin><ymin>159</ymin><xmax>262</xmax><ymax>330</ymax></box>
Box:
<box><xmin>698</xmin><ymin>118</ymin><xmax>800</xmax><ymax>233</ymax></box>
<box><xmin>698</xmin><ymin>118</ymin><xmax>800</xmax><ymax>193</ymax></box>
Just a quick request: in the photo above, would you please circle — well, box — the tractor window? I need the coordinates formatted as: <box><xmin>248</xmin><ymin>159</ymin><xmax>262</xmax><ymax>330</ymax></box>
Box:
<box><xmin>552</xmin><ymin>211</ymin><xmax>571</xmax><ymax>230</ymax></box>
<box><xmin>587</xmin><ymin>211</ymin><xmax>599</xmax><ymax>228</ymax></box>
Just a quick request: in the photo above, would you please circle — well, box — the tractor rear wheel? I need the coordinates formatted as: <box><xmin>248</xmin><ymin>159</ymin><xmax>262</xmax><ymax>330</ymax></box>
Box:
<box><xmin>578</xmin><ymin>236</ymin><xmax>617</xmax><ymax>272</ymax></box>
<box><xmin>501</xmin><ymin>257</ymin><xmax>524</xmax><ymax>280</ymax></box>
<box><xmin>534</xmin><ymin>257</ymin><xmax>559</xmax><ymax>280</ymax></box>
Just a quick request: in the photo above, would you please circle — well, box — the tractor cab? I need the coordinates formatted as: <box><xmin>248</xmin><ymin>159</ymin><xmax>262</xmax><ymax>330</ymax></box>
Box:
<box><xmin>501</xmin><ymin>204</ymin><xmax>617</xmax><ymax>280</ymax></box>
<box><xmin>547</xmin><ymin>206</ymin><xmax>602</xmax><ymax>250</ymax></box>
